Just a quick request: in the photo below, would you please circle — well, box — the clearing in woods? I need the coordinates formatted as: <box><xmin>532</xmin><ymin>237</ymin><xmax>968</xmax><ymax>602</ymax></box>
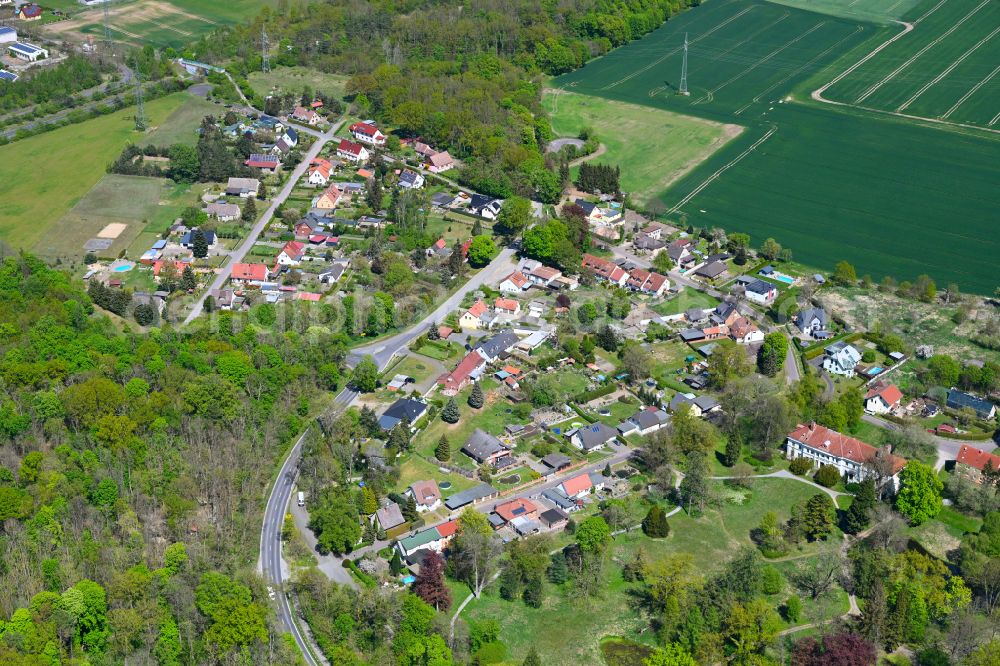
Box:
<box><xmin>552</xmin><ymin>0</ymin><xmax>1000</xmax><ymax>294</ymax></box>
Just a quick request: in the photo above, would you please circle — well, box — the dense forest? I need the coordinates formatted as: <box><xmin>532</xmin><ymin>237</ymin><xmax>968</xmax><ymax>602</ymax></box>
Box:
<box><xmin>180</xmin><ymin>0</ymin><xmax>698</xmax><ymax>200</ymax></box>
<box><xmin>0</xmin><ymin>255</ymin><xmax>350</xmax><ymax>664</ymax></box>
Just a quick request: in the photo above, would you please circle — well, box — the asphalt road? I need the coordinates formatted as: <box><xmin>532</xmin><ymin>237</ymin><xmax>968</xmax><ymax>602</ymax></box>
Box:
<box><xmin>861</xmin><ymin>412</ymin><xmax>997</xmax><ymax>470</ymax></box>
<box><xmin>182</xmin><ymin>119</ymin><xmax>344</xmax><ymax>325</ymax></box>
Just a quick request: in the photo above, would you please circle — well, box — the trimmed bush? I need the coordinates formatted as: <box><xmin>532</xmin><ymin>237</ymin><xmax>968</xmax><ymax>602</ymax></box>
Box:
<box><xmin>814</xmin><ymin>464</ymin><xmax>841</xmax><ymax>488</ymax></box>
<box><xmin>789</xmin><ymin>457</ymin><xmax>812</xmax><ymax>476</ymax></box>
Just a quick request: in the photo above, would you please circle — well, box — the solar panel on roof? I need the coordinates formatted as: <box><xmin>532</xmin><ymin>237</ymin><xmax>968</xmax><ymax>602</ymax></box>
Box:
<box><xmin>512</xmin><ymin>507</ymin><xmax>525</xmax><ymax>516</ymax></box>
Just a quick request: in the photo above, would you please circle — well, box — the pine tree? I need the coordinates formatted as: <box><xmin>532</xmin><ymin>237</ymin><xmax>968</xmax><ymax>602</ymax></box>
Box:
<box><xmin>842</xmin><ymin>478</ymin><xmax>876</xmax><ymax>534</ymax></box>
<box><xmin>802</xmin><ymin>494</ymin><xmax>834</xmax><ymax>541</ymax></box>
<box><xmin>403</xmin><ymin>495</ymin><xmax>418</xmax><ymax>523</ymax></box>
<box><xmin>435</xmin><ymin>435</ymin><xmax>451</xmax><ymax>462</ymax></box>
<box><xmin>472</xmin><ymin>219</ymin><xmax>483</xmax><ymax>236</ymax></box>
<box><xmin>523</xmin><ymin>646</ymin><xmax>542</xmax><ymax>666</ymax></box>
<box><xmin>242</xmin><ymin>197</ymin><xmax>257</xmax><ymax>223</ymax></box>
<box><xmin>603</xmin><ymin>464</ymin><xmax>612</xmax><ymax>477</ymax></box>
<box><xmin>722</xmin><ymin>437</ymin><xmax>742</xmax><ymax>467</ymax></box>
<box><xmin>642</xmin><ymin>505</ymin><xmax>670</xmax><ymax>538</ymax></box>
<box><xmin>192</xmin><ymin>229</ymin><xmax>208</xmax><ymax>258</ymax></box>
<box><xmin>390</xmin><ymin>549</ymin><xmax>403</xmax><ymax>575</ymax></box>
<box><xmin>180</xmin><ymin>265</ymin><xmax>197</xmax><ymax>291</ymax></box>
<box><xmin>548</xmin><ymin>552</ymin><xmax>568</xmax><ymax>584</ymax></box>
<box><xmin>523</xmin><ymin>576</ymin><xmax>543</xmax><ymax>608</ymax></box>
<box><xmin>468</xmin><ymin>383</ymin><xmax>484</xmax><ymax>409</ymax></box>
<box><xmin>359</xmin><ymin>406</ymin><xmax>379</xmax><ymax>436</ymax></box>
<box><xmin>388</xmin><ymin>420</ymin><xmax>411</xmax><ymax>453</ymax></box>
<box><xmin>441</xmin><ymin>398</ymin><xmax>460</xmax><ymax>423</ymax></box>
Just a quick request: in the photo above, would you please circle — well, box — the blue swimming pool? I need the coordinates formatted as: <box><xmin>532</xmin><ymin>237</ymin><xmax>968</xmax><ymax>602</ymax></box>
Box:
<box><xmin>113</xmin><ymin>264</ymin><xmax>133</xmax><ymax>272</ymax></box>
<box><xmin>869</xmin><ymin>366</ymin><xmax>884</xmax><ymax>375</ymax></box>
<box><xmin>401</xmin><ymin>575</ymin><xmax>416</xmax><ymax>584</ymax></box>
<box><xmin>774</xmin><ymin>274</ymin><xmax>795</xmax><ymax>285</ymax></box>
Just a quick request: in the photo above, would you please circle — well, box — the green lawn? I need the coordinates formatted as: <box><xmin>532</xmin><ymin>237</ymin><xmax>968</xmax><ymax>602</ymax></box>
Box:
<box><xmin>140</xmin><ymin>92</ymin><xmax>219</xmax><ymax>147</ymax></box>
<box><xmin>248</xmin><ymin>67</ymin><xmax>350</xmax><ymax>101</ymax></box>
<box><xmin>413</xmin><ymin>340</ymin><xmax>464</xmax><ymax>362</ymax></box>
<box><xmin>652</xmin><ymin>289</ymin><xmax>719</xmax><ymax>316</ymax></box>
<box><xmin>414</xmin><ymin>384</ymin><xmax>522</xmax><ymax>467</ymax></box>
<box><xmin>0</xmin><ymin>93</ymin><xmax>187</xmax><ymax>255</ymax></box>
<box><xmin>543</xmin><ymin>90</ymin><xmax>739</xmax><ymax>208</ymax></box>
<box><xmin>395</xmin><ymin>455</ymin><xmax>479</xmax><ymax>497</ymax></box>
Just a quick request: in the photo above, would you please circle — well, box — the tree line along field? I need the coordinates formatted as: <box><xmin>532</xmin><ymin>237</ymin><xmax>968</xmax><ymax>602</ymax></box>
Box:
<box><xmin>552</xmin><ymin>0</ymin><xmax>1000</xmax><ymax>293</ymax></box>
<box><xmin>821</xmin><ymin>0</ymin><xmax>1000</xmax><ymax>128</ymax></box>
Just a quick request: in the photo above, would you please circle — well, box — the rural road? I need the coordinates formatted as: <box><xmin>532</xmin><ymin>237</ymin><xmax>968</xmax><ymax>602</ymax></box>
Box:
<box><xmin>860</xmin><ymin>413</ymin><xmax>997</xmax><ymax>470</ymax></box>
<box><xmin>182</xmin><ymin>118</ymin><xmax>344</xmax><ymax>325</ymax></box>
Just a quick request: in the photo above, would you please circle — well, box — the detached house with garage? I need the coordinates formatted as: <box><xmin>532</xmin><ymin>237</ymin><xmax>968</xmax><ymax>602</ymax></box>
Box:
<box><xmin>307</xmin><ymin>159</ymin><xmax>333</xmax><ymax>185</ymax></box>
<box><xmin>275</xmin><ymin>241</ymin><xmax>305</xmax><ymax>267</ymax></box>
<box><xmin>498</xmin><ymin>271</ymin><xmax>530</xmax><ymax>294</ymax></box>
<box><xmin>796</xmin><ymin>308</ymin><xmax>828</xmax><ymax>336</ymax></box>
<box><xmin>743</xmin><ymin>279</ymin><xmax>777</xmax><ymax>305</ymax></box>
<box><xmin>569</xmin><ymin>422</ymin><xmax>619</xmax><ymax>452</ymax></box>
<box><xmin>865</xmin><ymin>382</ymin><xmax>904</xmax><ymax>415</ymax></box>
<box><xmin>459</xmin><ymin>300</ymin><xmax>488</xmax><ymax>330</ymax></box>
<box><xmin>785</xmin><ymin>422</ymin><xmax>906</xmax><ymax>489</ymax></box>
<box><xmin>406</xmin><ymin>480</ymin><xmax>442</xmax><ymax>513</ymax></box>
<box><xmin>437</xmin><ymin>350</ymin><xmax>488</xmax><ymax>395</ymax></box>
<box><xmin>461</xmin><ymin>429</ymin><xmax>509</xmax><ymax>466</ymax></box>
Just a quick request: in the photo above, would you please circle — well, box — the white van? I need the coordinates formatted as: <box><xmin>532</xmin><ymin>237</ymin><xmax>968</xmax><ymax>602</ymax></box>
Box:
<box><xmin>297</xmin><ymin>491</ymin><xmax>305</xmax><ymax>507</ymax></box>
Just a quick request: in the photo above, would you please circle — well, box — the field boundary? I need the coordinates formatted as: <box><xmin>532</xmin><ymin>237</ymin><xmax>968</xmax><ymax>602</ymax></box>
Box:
<box><xmin>942</xmin><ymin>63</ymin><xmax>1000</xmax><ymax>119</ymax></box>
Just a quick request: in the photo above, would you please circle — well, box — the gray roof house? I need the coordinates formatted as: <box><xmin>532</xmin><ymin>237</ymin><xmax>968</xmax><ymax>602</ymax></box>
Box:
<box><xmin>444</xmin><ymin>483</ymin><xmax>498</xmax><ymax>510</ymax></box>
<box><xmin>378</xmin><ymin>397</ymin><xmax>428</xmax><ymax>431</ymax></box>
<box><xmin>822</xmin><ymin>342</ymin><xmax>862</xmax><ymax>377</ymax></box>
<box><xmin>695</xmin><ymin>261</ymin><xmax>728</xmax><ymax>279</ymax></box>
<box><xmin>461</xmin><ymin>429</ymin><xmax>507</xmax><ymax>464</ymax></box>
<box><xmin>540</xmin><ymin>453</ymin><xmax>572</xmax><ymax>473</ymax></box>
<box><xmin>796</xmin><ymin>307</ymin><xmax>828</xmax><ymax>333</ymax></box>
<box><xmin>474</xmin><ymin>330</ymin><xmax>519</xmax><ymax>362</ymax></box>
<box><xmin>374</xmin><ymin>503</ymin><xmax>405</xmax><ymax>531</ymax></box>
<box><xmin>946</xmin><ymin>389</ymin><xmax>997</xmax><ymax>420</ymax></box>
<box><xmin>627</xmin><ymin>407</ymin><xmax>670</xmax><ymax>435</ymax></box>
<box><xmin>570</xmin><ymin>422</ymin><xmax>619</xmax><ymax>452</ymax></box>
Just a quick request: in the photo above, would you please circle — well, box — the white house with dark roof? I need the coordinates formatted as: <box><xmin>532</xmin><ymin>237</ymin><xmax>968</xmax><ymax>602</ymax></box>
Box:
<box><xmin>822</xmin><ymin>342</ymin><xmax>862</xmax><ymax>377</ymax></box>
<box><xmin>8</xmin><ymin>42</ymin><xmax>48</xmax><ymax>62</ymax></box>
<box><xmin>569</xmin><ymin>422</ymin><xmax>618</xmax><ymax>452</ymax></box>
<box><xmin>796</xmin><ymin>307</ymin><xmax>828</xmax><ymax>335</ymax></box>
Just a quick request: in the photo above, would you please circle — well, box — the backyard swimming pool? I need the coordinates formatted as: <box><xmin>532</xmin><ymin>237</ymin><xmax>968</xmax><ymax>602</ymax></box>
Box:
<box><xmin>774</xmin><ymin>274</ymin><xmax>795</xmax><ymax>285</ymax></box>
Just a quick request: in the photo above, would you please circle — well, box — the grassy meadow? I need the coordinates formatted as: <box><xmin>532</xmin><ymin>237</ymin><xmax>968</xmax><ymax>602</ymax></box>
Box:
<box><xmin>0</xmin><ymin>93</ymin><xmax>187</xmax><ymax>255</ymax></box>
<box><xmin>248</xmin><ymin>67</ymin><xmax>350</xmax><ymax>102</ymax></box>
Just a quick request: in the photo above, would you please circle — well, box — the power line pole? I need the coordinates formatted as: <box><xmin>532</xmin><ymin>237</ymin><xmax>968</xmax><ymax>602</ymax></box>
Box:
<box><xmin>103</xmin><ymin>0</ymin><xmax>114</xmax><ymax>52</ymax></box>
<box><xmin>261</xmin><ymin>26</ymin><xmax>271</xmax><ymax>73</ymax></box>
<box><xmin>679</xmin><ymin>33</ymin><xmax>690</xmax><ymax>96</ymax></box>
<box><xmin>134</xmin><ymin>70</ymin><xmax>146</xmax><ymax>131</ymax></box>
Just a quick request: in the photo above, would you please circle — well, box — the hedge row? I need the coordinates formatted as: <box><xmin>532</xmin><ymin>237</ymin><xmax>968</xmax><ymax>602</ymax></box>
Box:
<box><xmin>574</xmin><ymin>383</ymin><xmax>616</xmax><ymax>404</ymax></box>
<box><xmin>342</xmin><ymin>559</ymin><xmax>377</xmax><ymax>588</ymax></box>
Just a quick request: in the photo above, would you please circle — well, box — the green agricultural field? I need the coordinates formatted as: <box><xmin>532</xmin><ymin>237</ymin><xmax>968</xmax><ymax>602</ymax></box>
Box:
<box><xmin>765</xmin><ymin>0</ymin><xmax>922</xmax><ymax>23</ymax></box>
<box><xmin>0</xmin><ymin>93</ymin><xmax>187</xmax><ymax>255</ymax></box>
<box><xmin>42</xmin><ymin>0</ymin><xmax>275</xmax><ymax>49</ymax></box>
<box><xmin>543</xmin><ymin>91</ymin><xmax>741</xmax><ymax>207</ymax></box>
<box><xmin>552</xmin><ymin>0</ymin><xmax>1000</xmax><ymax>294</ymax></box>
<box><xmin>822</xmin><ymin>0</ymin><xmax>1000</xmax><ymax>127</ymax></box>
<box><xmin>248</xmin><ymin>67</ymin><xmax>350</xmax><ymax>102</ymax></box>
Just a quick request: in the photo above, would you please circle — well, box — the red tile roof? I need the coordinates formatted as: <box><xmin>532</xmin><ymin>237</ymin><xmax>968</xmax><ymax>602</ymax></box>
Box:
<box><xmin>503</xmin><ymin>271</ymin><xmax>529</xmax><ymax>288</ymax></box>
<box><xmin>153</xmin><ymin>260</ymin><xmax>187</xmax><ymax>277</ymax></box>
<box><xmin>467</xmin><ymin>300</ymin><xmax>487</xmax><ymax>317</ymax></box>
<box><xmin>435</xmin><ymin>519</ymin><xmax>459</xmax><ymax>538</ymax></box>
<box><xmin>495</xmin><ymin>297</ymin><xmax>518</xmax><ymax>312</ymax></box>
<box><xmin>337</xmin><ymin>139</ymin><xmax>365</xmax><ymax>156</ymax></box>
<box><xmin>410</xmin><ymin>480</ymin><xmax>441</xmax><ymax>505</ymax></box>
<box><xmin>788</xmin><ymin>422</ymin><xmax>906</xmax><ymax>473</ymax></box>
<box><xmin>350</xmin><ymin>121</ymin><xmax>382</xmax><ymax>138</ymax></box>
<box><xmin>438</xmin><ymin>351</ymin><xmax>486</xmax><ymax>389</ymax></box>
<box><xmin>561</xmin><ymin>473</ymin><xmax>592</xmax><ymax>496</ymax></box>
<box><xmin>230</xmin><ymin>263</ymin><xmax>268</xmax><ymax>281</ymax></box>
<box><xmin>865</xmin><ymin>382</ymin><xmax>903</xmax><ymax>407</ymax></box>
<box><xmin>427</xmin><ymin>151</ymin><xmax>453</xmax><ymax>168</ymax></box>
<box><xmin>956</xmin><ymin>445</ymin><xmax>1000</xmax><ymax>472</ymax></box>
<box><xmin>438</xmin><ymin>326</ymin><xmax>453</xmax><ymax>339</ymax></box>
<box><xmin>530</xmin><ymin>265</ymin><xmax>560</xmax><ymax>280</ymax></box>
<box><xmin>279</xmin><ymin>241</ymin><xmax>305</xmax><ymax>260</ymax></box>
<box><xmin>495</xmin><ymin>498</ymin><xmax>538</xmax><ymax>523</ymax></box>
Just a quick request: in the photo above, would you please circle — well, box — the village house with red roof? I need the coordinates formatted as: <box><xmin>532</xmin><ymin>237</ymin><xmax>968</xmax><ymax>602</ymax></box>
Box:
<box><xmin>785</xmin><ymin>422</ymin><xmax>906</xmax><ymax>489</ymax></box>
<box><xmin>276</xmin><ymin>241</ymin><xmax>305</xmax><ymax>267</ymax></box>
<box><xmin>336</xmin><ymin>139</ymin><xmax>370</xmax><ymax>163</ymax></box>
<box><xmin>864</xmin><ymin>382</ymin><xmax>904</xmax><ymax>415</ymax></box>
<box><xmin>955</xmin><ymin>444</ymin><xmax>1000</xmax><ymax>484</ymax></box>
<box><xmin>349</xmin><ymin>121</ymin><xmax>386</xmax><ymax>145</ymax></box>
<box><xmin>229</xmin><ymin>263</ymin><xmax>269</xmax><ymax>285</ymax></box>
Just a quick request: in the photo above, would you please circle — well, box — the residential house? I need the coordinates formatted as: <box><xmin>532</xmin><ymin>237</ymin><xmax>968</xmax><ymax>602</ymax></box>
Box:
<box><xmin>444</xmin><ymin>484</ymin><xmax>499</xmax><ymax>511</ymax></box>
<box><xmin>570</xmin><ymin>422</ymin><xmax>618</xmax><ymax>452</ymax></box>
<box><xmin>669</xmin><ymin>393</ymin><xmax>720</xmax><ymax>417</ymax></box>
<box><xmin>283</xmin><ymin>128</ymin><xmax>299</xmax><ymax>147</ymax></box>
<box><xmin>181</xmin><ymin>229</ymin><xmax>216</xmax><ymax>250</ymax></box>
<box><xmin>574</xmin><ymin>198</ymin><xmax>623</xmax><ymax>225</ymax></box>
<box><xmin>152</xmin><ymin>260</ymin><xmax>187</xmax><ymax>278</ymax></box>
<box><xmin>350</xmin><ymin>121</ymin><xmax>386</xmax><ymax>145</ymax></box>
<box><xmin>407</xmin><ymin>480</ymin><xmax>442</xmax><ymax>513</ymax></box>
<box><xmin>622</xmin><ymin>407</ymin><xmax>670</xmax><ymax>436</ymax></box>
<box><xmin>430</xmin><ymin>192</ymin><xmax>456</xmax><ymax>208</ymax></box>
<box><xmin>413</xmin><ymin>142</ymin><xmax>436</xmax><ymax>159</ymax></box>
<box><xmin>438</xmin><ymin>350</ymin><xmax>488</xmax><ymax>394</ymax></box>
<box><xmin>559</xmin><ymin>472</ymin><xmax>606</xmax><ymax>499</ymax></box>
<box><xmin>205</xmin><ymin>202</ymin><xmax>240</xmax><ymax>222</ymax></box>
<box><xmin>315</xmin><ymin>184</ymin><xmax>342</xmax><ymax>210</ymax></box>
<box><xmin>396</xmin><ymin>519</ymin><xmax>459</xmax><ymax>558</ymax></box>
<box><xmin>307</xmin><ymin>159</ymin><xmax>333</xmax><ymax>185</ymax></box>
<box><xmin>226</xmin><ymin>177</ymin><xmax>260</xmax><ymax>198</ymax></box>
<box><xmin>785</xmin><ymin>422</ymin><xmax>906</xmax><ymax>488</ymax></box>
<box><xmin>8</xmin><ymin>41</ymin><xmax>47</xmax><ymax>61</ymax></box>
<box><xmin>498</xmin><ymin>271</ymin><xmax>530</xmax><ymax>294</ymax></box>
<box><xmin>469</xmin><ymin>194</ymin><xmax>503</xmax><ymax>220</ymax></box>
<box><xmin>425</xmin><ymin>151</ymin><xmax>454</xmax><ymax>173</ymax></box>
<box><xmin>541</xmin><ymin>489</ymin><xmax>579</xmax><ymax>512</ymax></box>
<box><xmin>822</xmin><ymin>342</ymin><xmax>862</xmax><ymax>377</ymax></box>
<box><xmin>245</xmin><ymin>153</ymin><xmax>281</xmax><ymax>173</ymax></box>
<box><xmin>711</xmin><ymin>301</ymin><xmax>741</xmax><ymax>328</ymax></box>
<box><xmin>0</xmin><ymin>27</ymin><xmax>18</xmax><ymax>45</ymax></box>
<box><xmin>461</xmin><ymin>429</ymin><xmax>508</xmax><ymax>466</ymax></box>
<box><xmin>627</xmin><ymin>268</ymin><xmax>669</xmax><ymax>296</ymax></box>
<box><xmin>796</xmin><ymin>307</ymin><xmax>828</xmax><ymax>335</ymax></box>
<box><xmin>528</xmin><ymin>265</ymin><xmax>562</xmax><ymax>287</ymax></box>
<box><xmin>864</xmin><ymin>382</ymin><xmax>904</xmax><ymax>415</ymax></box>
<box><xmin>275</xmin><ymin>241</ymin><xmax>305</xmax><ymax>267</ymax></box>
<box><xmin>294</xmin><ymin>217</ymin><xmax>323</xmax><ymax>238</ymax></box>
<box><xmin>209</xmin><ymin>288</ymin><xmax>235</xmax><ymax>310</ymax></box>
<box><xmin>730</xmin><ymin>316</ymin><xmax>764</xmax><ymax>345</ymax></box>
<box><xmin>319</xmin><ymin>262</ymin><xmax>348</xmax><ymax>284</ymax></box>
<box><xmin>634</xmin><ymin>233</ymin><xmax>666</xmax><ymax>254</ymax></box>
<box><xmin>955</xmin><ymin>445</ymin><xmax>1000</xmax><ymax>484</ymax></box>
<box><xmin>642</xmin><ymin>222</ymin><xmax>669</xmax><ymax>239</ymax></box>
<box><xmin>16</xmin><ymin>5</ymin><xmax>42</xmax><ymax>21</ymax></box>
<box><xmin>744</xmin><ymin>279</ymin><xmax>777</xmax><ymax>305</ymax></box>
<box><xmin>459</xmin><ymin>300</ymin><xmax>488</xmax><ymax>330</ymax></box>
<box><xmin>474</xmin><ymin>330</ymin><xmax>519</xmax><ymax>363</ymax></box>
<box><xmin>667</xmin><ymin>240</ymin><xmax>693</xmax><ymax>267</ymax></box>
<box><xmin>374</xmin><ymin>503</ymin><xmax>405</xmax><ymax>531</ymax></box>
<box><xmin>229</xmin><ymin>263</ymin><xmax>269</xmax><ymax>285</ymax></box>
<box><xmin>494</xmin><ymin>499</ymin><xmax>539</xmax><ymax>526</ymax></box>
<box><xmin>581</xmin><ymin>254</ymin><xmax>628</xmax><ymax>286</ymax></box>
<box><xmin>695</xmin><ymin>261</ymin><xmax>728</xmax><ymax>280</ymax></box>
<box><xmin>539</xmin><ymin>508</ymin><xmax>569</xmax><ymax>530</ymax></box>
<box><xmin>378</xmin><ymin>397</ymin><xmax>428</xmax><ymax>431</ymax></box>
<box><xmin>494</xmin><ymin>297</ymin><xmax>520</xmax><ymax>316</ymax></box>
<box><xmin>399</xmin><ymin>169</ymin><xmax>425</xmax><ymax>190</ymax></box>
<box><xmin>336</xmin><ymin>139</ymin><xmax>370</xmax><ymax>163</ymax></box>
<box><xmin>426</xmin><ymin>238</ymin><xmax>451</xmax><ymax>258</ymax></box>
<box><xmin>291</xmin><ymin>106</ymin><xmax>320</xmax><ymax>125</ymax></box>
<box><xmin>947</xmin><ymin>389</ymin><xmax>997</xmax><ymax>420</ymax></box>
